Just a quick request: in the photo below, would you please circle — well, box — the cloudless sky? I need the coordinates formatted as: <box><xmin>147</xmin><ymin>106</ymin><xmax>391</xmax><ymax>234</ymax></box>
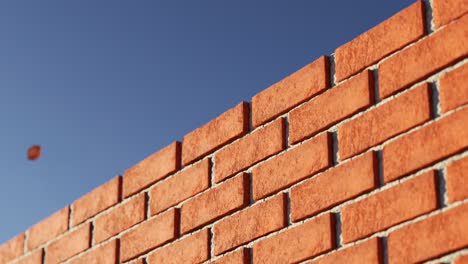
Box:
<box><xmin>0</xmin><ymin>0</ymin><xmax>414</xmax><ymax>243</ymax></box>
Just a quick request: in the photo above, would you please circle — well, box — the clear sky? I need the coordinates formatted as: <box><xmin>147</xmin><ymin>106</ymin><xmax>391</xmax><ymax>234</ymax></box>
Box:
<box><xmin>0</xmin><ymin>0</ymin><xmax>414</xmax><ymax>243</ymax></box>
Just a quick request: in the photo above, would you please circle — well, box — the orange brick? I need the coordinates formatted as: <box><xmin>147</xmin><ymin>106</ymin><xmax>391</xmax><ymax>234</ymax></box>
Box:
<box><xmin>213</xmin><ymin>194</ymin><xmax>286</xmax><ymax>255</ymax></box>
<box><xmin>70</xmin><ymin>240</ymin><xmax>117</xmax><ymax>264</ymax></box>
<box><xmin>379</xmin><ymin>13</ymin><xmax>468</xmax><ymax>98</ymax></box>
<box><xmin>252</xmin><ymin>56</ymin><xmax>329</xmax><ymax>127</ymax></box>
<box><xmin>210</xmin><ymin>248</ymin><xmax>249</xmax><ymax>264</ymax></box>
<box><xmin>147</xmin><ymin>229</ymin><xmax>209</xmax><ymax>264</ymax></box>
<box><xmin>455</xmin><ymin>255</ymin><xmax>468</xmax><ymax>264</ymax></box>
<box><xmin>341</xmin><ymin>171</ymin><xmax>438</xmax><ymax>243</ymax></box>
<box><xmin>0</xmin><ymin>233</ymin><xmax>24</xmax><ymax>264</ymax></box>
<box><xmin>439</xmin><ymin>64</ymin><xmax>468</xmax><ymax>113</ymax></box>
<box><xmin>121</xmin><ymin>209</ymin><xmax>177</xmax><ymax>262</ymax></box>
<box><xmin>129</xmin><ymin>258</ymin><xmax>145</xmax><ymax>264</ymax></box>
<box><xmin>123</xmin><ymin>141</ymin><xmax>181</xmax><ymax>197</ymax></box>
<box><xmin>388</xmin><ymin>203</ymin><xmax>468</xmax><ymax>264</ymax></box>
<box><xmin>150</xmin><ymin>159</ymin><xmax>210</xmax><ymax>215</ymax></box>
<box><xmin>181</xmin><ymin>173</ymin><xmax>249</xmax><ymax>234</ymax></box>
<box><xmin>214</xmin><ymin>118</ymin><xmax>285</xmax><ymax>183</ymax></box>
<box><xmin>291</xmin><ymin>152</ymin><xmax>378</xmax><ymax>222</ymax></box>
<box><xmin>335</xmin><ymin>1</ymin><xmax>425</xmax><ymax>81</ymax></box>
<box><xmin>182</xmin><ymin>102</ymin><xmax>249</xmax><ymax>165</ymax></box>
<box><xmin>253</xmin><ymin>214</ymin><xmax>335</xmax><ymax>263</ymax></box>
<box><xmin>433</xmin><ymin>0</ymin><xmax>468</xmax><ymax>28</ymax></box>
<box><xmin>94</xmin><ymin>193</ymin><xmax>145</xmax><ymax>243</ymax></box>
<box><xmin>46</xmin><ymin>223</ymin><xmax>91</xmax><ymax>264</ymax></box>
<box><xmin>289</xmin><ymin>70</ymin><xmax>373</xmax><ymax>144</ymax></box>
<box><xmin>72</xmin><ymin>176</ymin><xmax>121</xmax><ymax>226</ymax></box>
<box><xmin>311</xmin><ymin>238</ymin><xmax>381</xmax><ymax>264</ymax></box>
<box><xmin>27</xmin><ymin>206</ymin><xmax>69</xmax><ymax>250</ymax></box>
<box><xmin>383</xmin><ymin>107</ymin><xmax>468</xmax><ymax>182</ymax></box>
<box><xmin>339</xmin><ymin>83</ymin><xmax>431</xmax><ymax>160</ymax></box>
<box><xmin>447</xmin><ymin>157</ymin><xmax>468</xmax><ymax>203</ymax></box>
<box><xmin>16</xmin><ymin>250</ymin><xmax>43</xmax><ymax>264</ymax></box>
<box><xmin>252</xmin><ymin>133</ymin><xmax>331</xmax><ymax>200</ymax></box>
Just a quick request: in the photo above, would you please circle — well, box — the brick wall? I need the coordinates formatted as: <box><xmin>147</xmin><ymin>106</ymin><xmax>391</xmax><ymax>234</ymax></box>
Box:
<box><xmin>1</xmin><ymin>0</ymin><xmax>467</xmax><ymax>263</ymax></box>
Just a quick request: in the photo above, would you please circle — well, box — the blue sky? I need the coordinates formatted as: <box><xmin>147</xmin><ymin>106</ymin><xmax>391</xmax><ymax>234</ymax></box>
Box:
<box><xmin>0</xmin><ymin>0</ymin><xmax>414</xmax><ymax>243</ymax></box>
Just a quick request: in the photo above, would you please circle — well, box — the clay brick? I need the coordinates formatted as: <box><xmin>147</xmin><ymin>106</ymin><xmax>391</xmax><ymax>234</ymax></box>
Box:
<box><xmin>46</xmin><ymin>223</ymin><xmax>91</xmax><ymax>264</ymax></box>
<box><xmin>446</xmin><ymin>157</ymin><xmax>468</xmax><ymax>203</ymax></box>
<box><xmin>27</xmin><ymin>206</ymin><xmax>69</xmax><ymax>250</ymax></box>
<box><xmin>147</xmin><ymin>229</ymin><xmax>209</xmax><ymax>264</ymax></box>
<box><xmin>253</xmin><ymin>214</ymin><xmax>335</xmax><ymax>263</ymax></box>
<box><xmin>383</xmin><ymin>107</ymin><xmax>468</xmax><ymax>183</ymax></box>
<box><xmin>214</xmin><ymin>118</ymin><xmax>285</xmax><ymax>183</ymax></box>
<box><xmin>182</xmin><ymin>102</ymin><xmax>249</xmax><ymax>165</ymax></box>
<box><xmin>70</xmin><ymin>240</ymin><xmax>117</xmax><ymax>264</ymax></box>
<box><xmin>252</xmin><ymin>133</ymin><xmax>331</xmax><ymax>200</ymax></box>
<box><xmin>455</xmin><ymin>255</ymin><xmax>468</xmax><ymax>264</ymax></box>
<box><xmin>433</xmin><ymin>0</ymin><xmax>468</xmax><ymax>28</ymax></box>
<box><xmin>0</xmin><ymin>233</ymin><xmax>24</xmax><ymax>264</ymax></box>
<box><xmin>150</xmin><ymin>159</ymin><xmax>210</xmax><ymax>215</ymax></box>
<box><xmin>72</xmin><ymin>176</ymin><xmax>121</xmax><ymax>226</ymax></box>
<box><xmin>252</xmin><ymin>56</ymin><xmax>329</xmax><ymax>127</ymax></box>
<box><xmin>94</xmin><ymin>193</ymin><xmax>145</xmax><ymax>243</ymax></box>
<box><xmin>289</xmin><ymin>70</ymin><xmax>373</xmax><ymax>144</ymax></box>
<box><xmin>335</xmin><ymin>1</ymin><xmax>425</xmax><ymax>81</ymax></box>
<box><xmin>388</xmin><ymin>203</ymin><xmax>468</xmax><ymax>264</ymax></box>
<box><xmin>210</xmin><ymin>248</ymin><xmax>249</xmax><ymax>264</ymax></box>
<box><xmin>213</xmin><ymin>194</ymin><xmax>286</xmax><ymax>255</ymax></box>
<box><xmin>339</xmin><ymin>83</ymin><xmax>431</xmax><ymax>160</ymax></box>
<box><xmin>121</xmin><ymin>209</ymin><xmax>177</xmax><ymax>262</ymax></box>
<box><xmin>379</xmin><ymin>13</ymin><xmax>468</xmax><ymax>98</ymax></box>
<box><xmin>311</xmin><ymin>238</ymin><xmax>381</xmax><ymax>264</ymax></box>
<box><xmin>291</xmin><ymin>152</ymin><xmax>378</xmax><ymax>222</ymax></box>
<box><xmin>341</xmin><ymin>171</ymin><xmax>438</xmax><ymax>243</ymax></box>
<box><xmin>181</xmin><ymin>173</ymin><xmax>249</xmax><ymax>234</ymax></box>
<box><xmin>123</xmin><ymin>141</ymin><xmax>181</xmax><ymax>197</ymax></box>
<box><xmin>439</xmin><ymin>64</ymin><xmax>468</xmax><ymax>113</ymax></box>
<box><xmin>129</xmin><ymin>259</ymin><xmax>145</xmax><ymax>264</ymax></box>
<box><xmin>16</xmin><ymin>250</ymin><xmax>43</xmax><ymax>264</ymax></box>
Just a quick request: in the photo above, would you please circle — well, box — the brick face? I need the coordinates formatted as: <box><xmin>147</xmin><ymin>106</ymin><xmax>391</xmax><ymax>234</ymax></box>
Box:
<box><xmin>0</xmin><ymin>234</ymin><xmax>24</xmax><ymax>264</ymax></box>
<box><xmin>446</xmin><ymin>157</ymin><xmax>468</xmax><ymax>203</ymax></box>
<box><xmin>46</xmin><ymin>223</ymin><xmax>91</xmax><ymax>264</ymax></box>
<box><xmin>210</xmin><ymin>248</ymin><xmax>248</xmax><ymax>264</ymax></box>
<box><xmin>27</xmin><ymin>206</ymin><xmax>69</xmax><ymax>250</ymax></box>
<box><xmin>16</xmin><ymin>250</ymin><xmax>43</xmax><ymax>264</ymax></box>
<box><xmin>70</xmin><ymin>240</ymin><xmax>118</xmax><ymax>264</ymax></box>
<box><xmin>455</xmin><ymin>255</ymin><xmax>468</xmax><ymax>264</ymax></box>
<box><xmin>310</xmin><ymin>238</ymin><xmax>381</xmax><ymax>264</ymax></box>
<box><xmin>432</xmin><ymin>0</ymin><xmax>468</xmax><ymax>28</ymax></box>
<box><xmin>439</xmin><ymin>64</ymin><xmax>468</xmax><ymax>113</ymax></box>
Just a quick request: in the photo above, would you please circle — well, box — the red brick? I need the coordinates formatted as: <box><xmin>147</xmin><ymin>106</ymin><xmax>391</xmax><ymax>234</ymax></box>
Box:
<box><xmin>0</xmin><ymin>233</ymin><xmax>24</xmax><ymax>263</ymax></box>
<box><xmin>335</xmin><ymin>1</ymin><xmax>425</xmax><ymax>82</ymax></box>
<box><xmin>214</xmin><ymin>118</ymin><xmax>285</xmax><ymax>183</ymax></box>
<box><xmin>252</xmin><ymin>56</ymin><xmax>329</xmax><ymax>127</ymax></box>
<box><xmin>70</xmin><ymin>240</ymin><xmax>117</xmax><ymax>264</ymax></box>
<box><xmin>121</xmin><ymin>209</ymin><xmax>177</xmax><ymax>262</ymax></box>
<box><xmin>291</xmin><ymin>152</ymin><xmax>378</xmax><ymax>222</ymax></box>
<box><xmin>182</xmin><ymin>102</ymin><xmax>249</xmax><ymax>165</ymax></box>
<box><xmin>27</xmin><ymin>206</ymin><xmax>69</xmax><ymax>250</ymax></box>
<box><xmin>94</xmin><ymin>193</ymin><xmax>145</xmax><ymax>243</ymax></box>
<box><xmin>311</xmin><ymin>238</ymin><xmax>381</xmax><ymax>264</ymax></box>
<box><xmin>447</xmin><ymin>157</ymin><xmax>468</xmax><ymax>203</ymax></box>
<box><xmin>123</xmin><ymin>141</ymin><xmax>181</xmax><ymax>197</ymax></box>
<box><xmin>252</xmin><ymin>133</ymin><xmax>331</xmax><ymax>200</ymax></box>
<box><xmin>290</xmin><ymin>70</ymin><xmax>373</xmax><ymax>144</ymax></box>
<box><xmin>339</xmin><ymin>83</ymin><xmax>431</xmax><ymax>160</ymax></box>
<box><xmin>147</xmin><ymin>229</ymin><xmax>209</xmax><ymax>264</ymax></box>
<box><xmin>383</xmin><ymin>107</ymin><xmax>468</xmax><ymax>183</ymax></box>
<box><xmin>433</xmin><ymin>0</ymin><xmax>468</xmax><ymax>28</ymax></box>
<box><xmin>388</xmin><ymin>203</ymin><xmax>468</xmax><ymax>264</ymax></box>
<box><xmin>46</xmin><ymin>223</ymin><xmax>91</xmax><ymax>264</ymax></box>
<box><xmin>181</xmin><ymin>173</ymin><xmax>249</xmax><ymax>234</ymax></box>
<box><xmin>439</xmin><ymin>63</ymin><xmax>468</xmax><ymax>113</ymax></box>
<box><xmin>455</xmin><ymin>255</ymin><xmax>468</xmax><ymax>264</ymax></box>
<box><xmin>129</xmin><ymin>258</ymin><xmax>145</xmax><ymax>264</ymax></box>
<box><xmin>342</xmin><ymin>171</ymin><xmax>438</xmax><ymax>243</ymax></box>
<box><xmin>210</xmin><ymin>248</ymin><xmax>249</xmax><ymax>264</ymax></box>
<box><xmin>214</xmin><ymin>194</ymin><xmax>286</xmax><ymax>255</ymax></box>
<box><xmin>72</xmin><ymin>176</ymin><xmax>121</xmax><ymax>226</ymax></box>
<box><xmin>16</xmin><ymin>250</ymin><xmax>43</xmax><ymax>264</ymax></box>
<box><xmin>253</xmin><ymin>214</ymin><xmax>335</xmax><ymax>263</ymax></box>
<box><xmin>379</xmin><ymin>13</ymin><xmax>468</xmax><ymax>98</ymax></box>
<box><xmin>150</xmin><ymin>159</ymin><xmax>210</xmax><ymax>215</ymax></box>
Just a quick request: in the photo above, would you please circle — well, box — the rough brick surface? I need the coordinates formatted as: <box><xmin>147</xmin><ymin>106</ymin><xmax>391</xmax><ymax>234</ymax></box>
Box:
<box><xmin>46</xmin><ymin>223</ymin><xmax>91</xmax><ymax>264</ymax></box>
<box><xmin>455</xmin><ymin>255</ymin><xmax>468</xmax><ymax>264</ymax></box>
<box><xmin>341</xmin><ymin>171</ymin><xmax>438</xmax><ymax>243</ymax></box>
<box><xmin>0</xmin><ymin>234</ymin><xmax>24</xmax><ymax>264</ymax></box>
<box><xmin>252</xmin><ymin>56</ymin><xmax>329</xmax><ymax>127</ymax></box>
<box><xmin>433</xmin><ymin>0</ymin><xmax>468</xmax><ymax>28</ymax></box>
<box><xmin>16</xmin><ymin>250</ymin><xmax>43</xmax><ymax>264</ymax></box>
<box><xmin>253</xmin><ymin>214</ymin><xmax>335</xmax><ymax>263</ymax></box>
<box><xmin>72</xmin><ymin>176</ymin><xmax>121</xmax><ymax>226</ymax></box>
<box><xmin>150</xmin><ymin>159</ymin><xmax>210</xmax><ymax>215</ymax></box>
<box><xmin>439</xmin><ymin>64</ymin><xmax>468</xmax><ymax>113</ymax></box>
<box><xmin>182</xmin><ymin>102</ymin><xmax>249</xmax><ymax>165</ymax></box>
<box><xmin>311</xmin><ymin>238</ymin><xmax>381</xmax><ymax>264</ymax></box>
<box><xmin>70</xmin><ymin>240</ymin><xmax>117</xmax><ymax>264</ymax></box>
<box><xmin>123</xmin><ymin>141</ymin><xmax>181</xmax><ymax>197</ymax></box>
<box><xmin>335</xmin><ymin>1</ymin><xmax>424</xmax><ymax>81</ymax></box>
<box><xmin>211</xmin><ymin>248</ymin><xmax>249</xmax><ymax>264</ymax></box>
<box><xmin>338</xmin><ymin>83</ymin><xmax>431</xmax><ymax>159</ymax></box>
<box><xmin>446</xmin><ymin>157</ymin><xmax>468</xmax><ymax>203</ymax></box>
<box><xmin>27</xmin><ymin>206</ymin><xmax>69</xmax><ymax>250</ymax></box>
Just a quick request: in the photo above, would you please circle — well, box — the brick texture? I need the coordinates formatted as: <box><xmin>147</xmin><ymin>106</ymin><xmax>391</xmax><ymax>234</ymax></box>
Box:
<box><xmin>446</xmin><ymin>157</ymin><xmax>468</xmax><ymax>203</ymax></box>
<box><xmin>433</xmin><ymin>0</ymin><xmax>468</xmax><ymax>28</ymax></box>
<box><xmin>16</xmin><ymin>250</ymin><xmax>43</xmax><ymax>264</ymax></box>
<box><xmin>0</xmin><ymin>234</ymin><xmax>24</xmax><ymax>264</ymax></box>
<box><xmin>27</xmin><ymin>206</ymin><xmax>69</xmax><ymax>250</ymax></box>
<box><xmin>455</xmin><ymin>255</ymin><xmax>468</xmax><ymax>264</ymax></box>
<box><xmin>311</xmin><ymin>238</ymin><xmax>381</xmax><ymax>264</ymax></box>
<box><xmin>70</xmin><ymin>240</ymin><xmax>118</xmax><ymax>264</ymax></box>
<box><xmin>439</xmin><ymin>64</ymin><xmax>468</xmax><ymax>113</ymax></box>
<box><xmin>210</xmin><ymin>248</ymin><xmax>249</xmax><ymax>264</ymax></box>
<box><xmin>46</xmin><ymin>223</ymin><xmax>91</xmax><ymax>264</ymax></box>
